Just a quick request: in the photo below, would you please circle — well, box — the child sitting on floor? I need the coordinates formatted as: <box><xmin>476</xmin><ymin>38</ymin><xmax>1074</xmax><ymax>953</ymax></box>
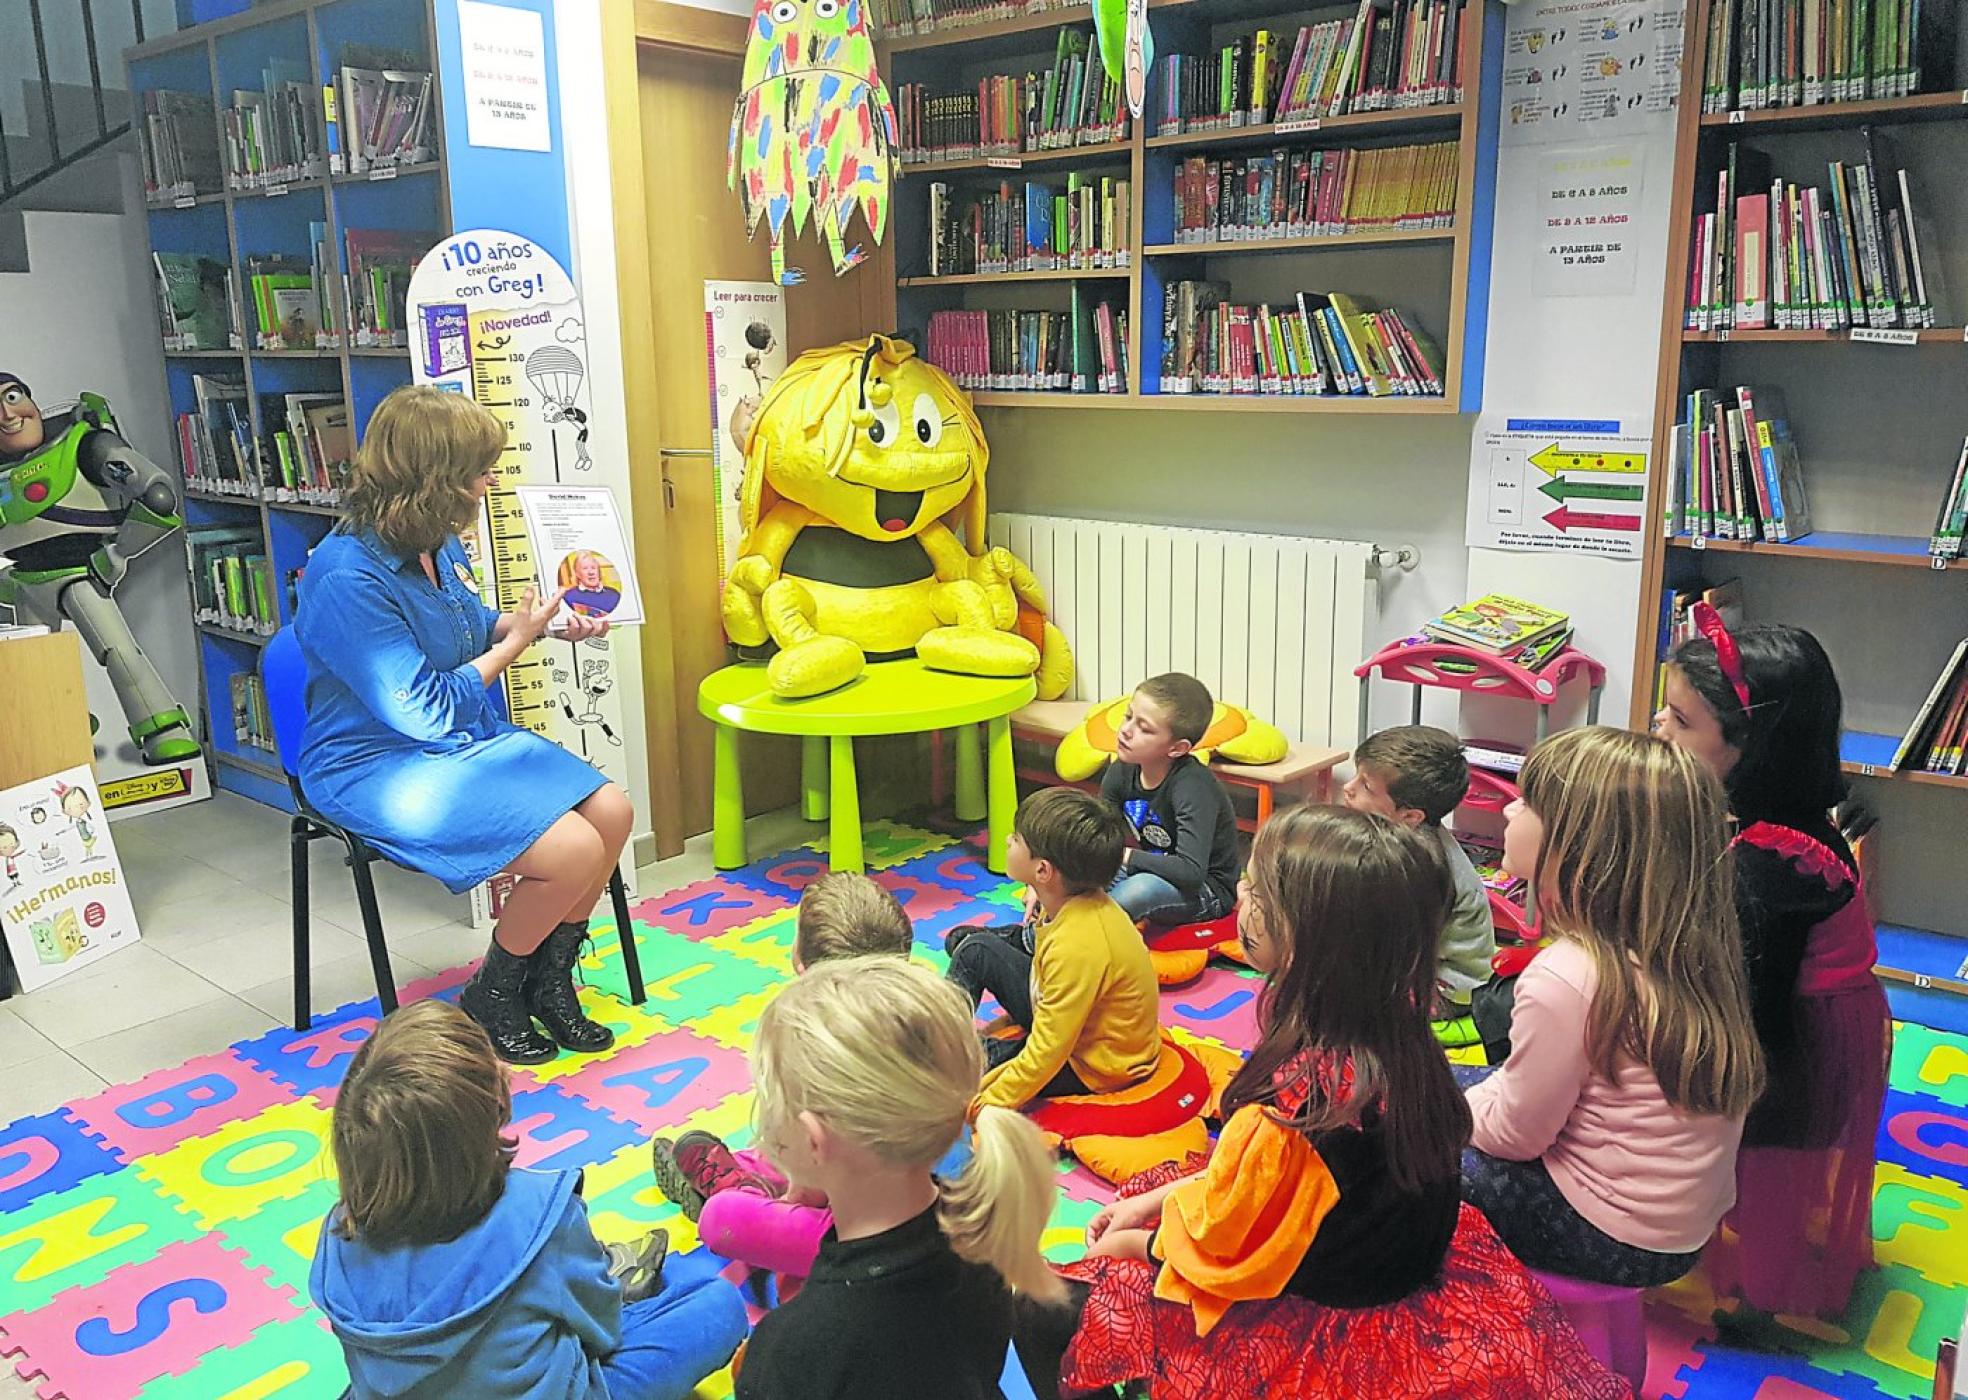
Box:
<box><xmin>945</xmin><ymin>787</ymin><xmax>1161</xmax><ymax>1112</ymax></box>
<box><xmin>1462</xmin><ymin>727</ymin><xmax>1765</xmax><ymax>1289</ymax></box>
<box><xmin>310</xmin><ymin>1000</ymin><xmax>747</xmax><ymax>1400</ymax></box>
<box><xmin>649</xmin><ymin>872</ymin><xmax>920</xmax><ymax>1280</ymax></box>
<box><xmin>734</xmin><ymin>957</ymin><xmax>1063</xmax><ymax>1399</ymax></box>
<box><xmin>1012</xmin><ymin>805</ymin><xmax>1630</xmax><ymax>1400</ymax></box>
<box><xmin>1342</xmin><ymin>725</ymin><xmax>1497</xmax><ymax>1018</ymax></box>
<box><xmin>1100</xmin><ymin>672</ymin><xmax>1240</xmax><ymax>926</ymax></box>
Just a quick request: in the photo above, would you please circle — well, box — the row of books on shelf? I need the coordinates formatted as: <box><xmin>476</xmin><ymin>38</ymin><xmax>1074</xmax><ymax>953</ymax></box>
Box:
<box><xmin>188</xmin><ymin>528</ymin><xmax>279</xmax><ymax>637</ymax></box>
<box><xmin>229</xmin><ymin>674</ymin><xmax>277</xmax><ymax>757</ymax></box>
<box><xmin>925</xmin><ymin>304</ymin><xmax>1130</xmax><ymax>393</ymax></box>
<box><xmin>150</xmin><ymin>230</ymin><xmax>425</xmax><ymax>352</ymax></box>
<box><xmin>869</xmin><ymin>0</ymin><xmax>1078</xmax><ymax>38</ymax></box>
<box><xmin>1926</xmin><ymin>437</ymin><xmax>1968</xmax><ymax>560</ymax></box>
<box><xmin>141</xmin><ymin>54</ymin><xmax>433</xmax><ymax>202</ymax></box>
<box><xmin>1895</xmin><ymin>639</ymin><xmax>1968</xmax><ymax>774</ymax></box>
<box><xmin>1698</xmin><ymin>0</ymin><xmax>1955</xmax><ymax>111</ymax></box>
<box><xmin>177</xmin><ymin>375</ymin><xmax>255</xmax><ymax>495</ymax></box>
<box><xmin>895</xmin><ymin>32</ymin><xmax>1129</xmax><ymax>161</ymax></box>
<box><xmin>1665</xmin><ymin>385</ymin><xmax>1814</xmax><ymax>543</ymax></box>
<box><xmin>1169</xmin><ymin>140</ymin><xmax>1457</xmax><ymax>243</ymax></box>
<box><xmin>1154</xmin><ymin>0</ymin><xmax>1466</xmax><ymax>136</ymax></box>
<box><xmin>1159</xmin><ymin>283</ymin><xmax>1443</xmax><ymax>397</ymax></box>
<box><xmin>924</xmin><ymin>175</ymin><xmax>1131</xmax><ymax>275</ymax></box>
<box><xmin>1423</xmin><ymin>593</ymin><xmax>1573</xmax><ymax>658</ymax></box>
<box><xmin>1686</xmin><ymin>135</ymin><xmax>1939</xmax><ymax>332</ymax></box>
<box><xmin>176</xmin><ymin>376</ymin><xmax>351</xmax><ymax>505</ymax></box>
<box><xmin>153</xmin><ymin>254</ymin><xmax>239</xmax><ymax>351</ymax></box>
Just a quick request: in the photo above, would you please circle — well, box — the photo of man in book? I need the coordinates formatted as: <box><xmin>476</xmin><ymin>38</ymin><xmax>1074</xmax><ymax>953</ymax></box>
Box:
<box><xmin>558</xmin><ymin>550</ymin><xmax>623</xmax><ymax>618</ymax></box>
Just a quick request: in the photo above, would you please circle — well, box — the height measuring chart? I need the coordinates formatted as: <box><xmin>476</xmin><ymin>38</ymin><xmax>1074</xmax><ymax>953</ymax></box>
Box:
<box><xmin>408</xmin><ymin>229</ymin><xmax>633</xmax><ymax>922</ymax></box>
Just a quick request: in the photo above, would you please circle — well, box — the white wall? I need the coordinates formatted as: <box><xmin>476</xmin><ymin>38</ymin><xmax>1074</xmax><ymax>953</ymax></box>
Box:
<box><xmin>0</xmin><ymin>155</ymin><xmax>202</xmax><ymax>746</ymax></box>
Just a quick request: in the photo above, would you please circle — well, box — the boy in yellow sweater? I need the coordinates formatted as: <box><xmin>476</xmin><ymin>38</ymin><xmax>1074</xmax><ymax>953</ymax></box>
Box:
<box><xmin>946</xmin><ymin>788</ymin><xmax>1162</xmax><ymax>1112</ymax></box>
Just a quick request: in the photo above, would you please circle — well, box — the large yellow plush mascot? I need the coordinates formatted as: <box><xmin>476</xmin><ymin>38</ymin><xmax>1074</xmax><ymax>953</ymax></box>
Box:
<box><xmin>722</xmin><ymin>335</ymin><xmax>1073</xmax><ymax>699</ymax></box>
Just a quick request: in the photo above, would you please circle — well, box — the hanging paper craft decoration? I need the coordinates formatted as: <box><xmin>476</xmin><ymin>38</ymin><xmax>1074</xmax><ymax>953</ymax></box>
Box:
<box><xmin>1093</xmin><ymin>0</ymin><xmax>1154</xmax><ymax>120</ymax></box>
<box><xmin>730</xmin><ymin>0</ymin><xmax>897</xmax><ymax>287</ymax></box>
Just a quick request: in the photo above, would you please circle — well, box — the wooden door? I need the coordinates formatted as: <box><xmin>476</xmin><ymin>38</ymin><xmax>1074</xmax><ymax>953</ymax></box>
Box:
<box><xmin>623</xmin><ymin>7</ymin><xmax>889</xmax><ymax>838</ymax></box>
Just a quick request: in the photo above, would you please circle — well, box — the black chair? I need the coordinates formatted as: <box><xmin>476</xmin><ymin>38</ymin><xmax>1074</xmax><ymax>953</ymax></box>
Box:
<box><xmin>261</xmin><ymin>627</ymin><xmax>645</xmax><ymax>1030</ymax></box>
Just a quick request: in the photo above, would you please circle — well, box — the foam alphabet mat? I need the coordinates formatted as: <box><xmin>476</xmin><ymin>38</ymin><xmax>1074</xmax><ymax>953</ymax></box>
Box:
<box><xmin>0</xmin><ymin>819</ymin><xmax>1962</xmax><ymax>1398</ymax></box>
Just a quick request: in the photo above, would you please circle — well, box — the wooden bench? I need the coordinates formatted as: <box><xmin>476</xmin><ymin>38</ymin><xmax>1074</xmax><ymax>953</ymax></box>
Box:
<box><xmin>1007</xmin><ymin>699</ymin><xmax>1347</xmax><ymax>833</ymax></box>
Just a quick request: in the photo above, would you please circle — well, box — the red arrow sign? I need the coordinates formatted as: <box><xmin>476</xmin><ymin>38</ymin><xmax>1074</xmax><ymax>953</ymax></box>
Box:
<box><xmin>1544</xmin><ymin>503</ymin><xmax>1642</xmax><ymax>533</ymax></box>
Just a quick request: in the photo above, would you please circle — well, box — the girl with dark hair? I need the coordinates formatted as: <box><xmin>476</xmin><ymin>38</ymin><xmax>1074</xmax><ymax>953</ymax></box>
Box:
<box><xmin>1014</xmin><ymin>806</ymin><xmax>1630</xmax><ymax>1400</ymax></box>
<box><xmin>1656</xmin><ymin>612</ymin><xmax>1890</xmax><ymax>1317</ymax></box>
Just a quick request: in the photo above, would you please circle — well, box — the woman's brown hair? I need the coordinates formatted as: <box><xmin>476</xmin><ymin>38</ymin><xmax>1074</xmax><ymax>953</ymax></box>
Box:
<box><xmin>1518</xmin><ymin>726</ymin><xmax>1765</xmax><ymax>1117</ymax></box>
<box><xmin>1223</xmin><ymin>805</ymin><xmax>1472</xmax><ymax>1194</ymax></box>
<box><xmin>343</xmin><ymin>385</ymin><xmax>505</xmax><ymax>554</ymax></box>
<box><xmin>330</xmin><ymin>999</ymin><xmax>516</xmax><ymax>1246</ymax></box>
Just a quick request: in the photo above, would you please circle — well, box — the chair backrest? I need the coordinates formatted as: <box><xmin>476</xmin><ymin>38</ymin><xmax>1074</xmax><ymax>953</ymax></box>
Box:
<box><xmin>261</xmin><ymin>628</ymin><xmax>311</xmax><ymax>778</ymax></box>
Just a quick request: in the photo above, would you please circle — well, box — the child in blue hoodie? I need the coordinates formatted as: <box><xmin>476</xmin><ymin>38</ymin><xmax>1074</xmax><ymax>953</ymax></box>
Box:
<box><xmin>310</xmin><ymin>1000</ymin><xmax>748</xmax><ymax>1400</ymax></box>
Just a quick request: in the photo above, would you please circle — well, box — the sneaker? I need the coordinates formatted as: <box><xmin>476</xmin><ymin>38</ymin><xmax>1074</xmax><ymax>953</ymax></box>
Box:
<box><xmin>604</xmin><ymin>1228</ymin><xmax>669</xmax><ymax>1304</ymax></box>
<box><xmin>650</xmin><ymin>1130</ymin><xmax>773</xmax><ymax>1223</ymax></box>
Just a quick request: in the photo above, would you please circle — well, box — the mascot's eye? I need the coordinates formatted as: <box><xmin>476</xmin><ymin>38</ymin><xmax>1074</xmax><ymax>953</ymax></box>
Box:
<box><xmin>911</xmin><ymin>393</ymin><xmax>942</xmax><ymax>447</ymax></box>
<box><xmin>770</xmin><ymin>1</ymin><xmax>798</xmax><ymax>22</ymax></box>
<box><xmin>815</xmin><ymin>0</ymin><xmax>840</xmax><ymax>16</ymax></box>
<box><xmin>866</xmin><ymin>398</ymin><xmax>901</xmax><ymax>448</ymax></box>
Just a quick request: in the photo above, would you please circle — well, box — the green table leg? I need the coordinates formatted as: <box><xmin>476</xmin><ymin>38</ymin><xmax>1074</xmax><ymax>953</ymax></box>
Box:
<box><xmin>987</xmin><ymin>714</ymin><xmax>1016</xmax><ymax>874</ymax></box>
<box><xmin>953</xmin><ymin>722</ymin><xmax>985</xmax><ymax>822</ymax></box>
<box><xmin>801</xmin><ymin>734</ymin><xmax>828</xmax><ymax>821</ymax></box>
<box><xmin>712</xmin><ymin>723</ymin><xmax>747</xmax><ymax>870</ymax></box>
<box><xmin>829</xmin><ymin>733</ymin><xmax>863</xmax><ymax>873</ymax></box>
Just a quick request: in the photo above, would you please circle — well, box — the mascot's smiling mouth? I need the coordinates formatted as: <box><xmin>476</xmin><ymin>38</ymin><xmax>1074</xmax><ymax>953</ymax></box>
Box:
<box><xmin>874</xmin><ymin>487</ymin><xmax>923</xmax><ymax>533</ymax></box>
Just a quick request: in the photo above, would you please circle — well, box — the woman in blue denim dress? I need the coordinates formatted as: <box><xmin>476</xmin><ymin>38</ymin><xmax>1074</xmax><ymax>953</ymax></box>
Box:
<box><xmin>295</xmin><ymin>386</ymin><xmax>633</xmax><ymax>1065</ymax></box>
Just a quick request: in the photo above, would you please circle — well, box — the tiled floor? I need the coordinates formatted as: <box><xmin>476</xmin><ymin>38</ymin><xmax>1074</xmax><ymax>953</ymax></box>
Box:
<box><xmin>0</xmin><ymin>792</ymin><xmax>810</xmax><ymax>1134</ymax></box>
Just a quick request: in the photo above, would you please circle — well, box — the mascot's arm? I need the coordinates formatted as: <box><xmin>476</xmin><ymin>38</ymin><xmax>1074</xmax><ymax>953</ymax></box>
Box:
<box><xmin>723</xmin><ymin>502</ymin><xmax>813</xmax><ymax>648</ymax></box>
<box><xmin>921</xmin><ymin>525</ymin><xmax>1046</xmax><ymax>632</ymax></box>
<box><xmin>919</xmin><ymin>523</ymin><xmax>973</xmax><ymax>583</ymax></box>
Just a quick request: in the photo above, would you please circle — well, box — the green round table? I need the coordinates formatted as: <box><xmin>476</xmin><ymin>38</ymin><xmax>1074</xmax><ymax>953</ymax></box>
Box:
<box><xmin>696</xmin><ymin>659</ymin><xmax>1038</xmax><ymax>874</ymax></box>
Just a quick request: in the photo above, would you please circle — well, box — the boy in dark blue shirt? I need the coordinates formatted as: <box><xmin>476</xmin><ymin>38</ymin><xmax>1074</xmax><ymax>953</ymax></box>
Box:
<box><xmin>1099</xmin><ymin>673</ymin><xmax>1239</xmax><ymax>927</ymax></box>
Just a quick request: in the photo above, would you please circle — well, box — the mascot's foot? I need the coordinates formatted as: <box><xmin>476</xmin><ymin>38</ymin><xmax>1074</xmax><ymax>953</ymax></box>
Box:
<box><xmin>767</xmin><ymin>635</ymin><xmax>865</xmax><ymax>697</ymax></box>
<box><xmin>139</xmin><ymin>722</ymin><xmax>202</xmax><ymax>766</ymax></box>
<box><xmin>918</xmin><ymin>626</ymin><xmax>1041</xmax><ymax>679</ymax></box>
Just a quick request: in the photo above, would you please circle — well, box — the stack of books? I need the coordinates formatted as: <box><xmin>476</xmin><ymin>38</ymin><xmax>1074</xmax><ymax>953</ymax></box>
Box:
<box><xmin>1423</xmin><ymin>594</ymin><xmax>1573</xmax><ymax>660</ymax></box>
<box><xmin>896</xmin><ymin>33</ymin><xmax>1130</xmax><ymax>161</ymax></box>
<box><xmin>1686</xmin><ymin>133</ymin><xmax>1938</xmax><ymax>333</ymax></box>
<box><xmin>1700</xmin><ymin>0</ymin><xmax>1955</xmax><ymax>111</ymax></box>
<box><xmin>343</xmin><ymin>228</ymin><xmax>426</xmax><ymax>347</ymax></box>
<box><xmin>1155</xmin><ymin>1</ymin><xmax>1466</xmax><ymax>134</ymax></box>
<box><xmin>1660</xmin><ymin>578</ymin><xmax>1746</xmax><ymax>652</ymax></box>
<box><xmin>230</xmin><ymin>673</ymin><xmax>277</xmax><ymax>756</ymax></box>
<box><xmin>870</xmin><ymin>0</ymin><xmax>1082</xmax><ymax>38</ymax></box>
<box><xmin>263</xmin><ymin>394</ymin><xmax>353</xmax><ymax>505</ymax></box>
<box><xmin>175</xmin><ymin>375</ymin><xmax>256</xmax><ymax>497</ymax></box>
<box><xmin>152</xmin><ymin>253</ymin><xmax>239</xmax><ymax>350</ymax></box>
<box><xmin>1665</xmin><ymin>385</ymin><xmax>1812</xmax><ymax>543</ymax></box>
<box><xmin>1161</xmin><ymin>284</ymin><xmax>1443</xmax><ymax>397</ymax></box>
<box><xmin>222</xmin><ymin>58</ymin><xmax>328</xmax><ymax>190</ymax></box>
<box><xmin>1929</xmin><ymin>439</ymin><xmax>1968</xmax><ymax>563</ymax></box>
<box><xmin>188</xmin><ymin>527</ymin><xmax>278</xmax><ymax>636</ymax></box>
<box><xmin>925</xmin><ymin>175</ymin><xmax>1131</xmax><ymax>275</ymax></box>
<box><xmin>138</xmin><ymin>89</ymin><xmax>222</xmax><ymax>203</ymax></box>
<box><xmin>1169</xmin><ymin>142</ymin><xmax>1458</xmax><ymax>243</ymax></box>
<box><xmin>925</xmin><ymin>304</ymin><xmax>1128</xmax><ymax>393</ymax></box>
<box><xmin>1889</xmin><ymin>640</ymin><xmax>1968</xmax><ymax>774</ymax></box>
<box><xmin>333</xmin><ymin>52</ymin><xmax>434</xmax><ymax>173</ymax></box>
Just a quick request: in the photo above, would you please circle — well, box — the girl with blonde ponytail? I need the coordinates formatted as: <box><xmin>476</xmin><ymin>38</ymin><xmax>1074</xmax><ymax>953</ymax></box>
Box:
<box><xmin>734</xmin><ymin>957</ymin><xmax>1062</xmax><ymax>1400</ymax></box>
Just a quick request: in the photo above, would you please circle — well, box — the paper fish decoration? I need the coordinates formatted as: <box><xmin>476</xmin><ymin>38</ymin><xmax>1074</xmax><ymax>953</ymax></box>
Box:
<box><xmin>730</xmin><ymin>0</ymin><xmax>897</xmax><ymax>287</ymax></box>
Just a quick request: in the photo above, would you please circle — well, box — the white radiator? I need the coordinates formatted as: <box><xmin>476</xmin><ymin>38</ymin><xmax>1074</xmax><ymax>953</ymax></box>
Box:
<box><xmin>988</xmin><ymin>513</ymin><xmax>1380</xmax><ymax>747</ymax></box>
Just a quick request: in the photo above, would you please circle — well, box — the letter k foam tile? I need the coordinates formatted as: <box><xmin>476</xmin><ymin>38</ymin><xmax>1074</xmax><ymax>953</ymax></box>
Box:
<box><xmin>0</xmin><ymin>1234</ymin><xmax>302</xmax><ymax>1400</ymax></box>
<box><xmin>0</xmin><ymin>1170</ymin><xmax>202</xmax><ymax>1318</ymax></box>
<box><xmin>632</xmin><ymin>881</ymin><xmax>792</xmax><ymax>944</ymax></box>
<box><xmin>0</xmin><ymin>1110</ymin><xmax>125</xmax><ymax>1217</ymax></box>
<box><xmin>132</xmin><ymin>1099</ymin><xmax>333</xmax><ymax>1233</ymax></box>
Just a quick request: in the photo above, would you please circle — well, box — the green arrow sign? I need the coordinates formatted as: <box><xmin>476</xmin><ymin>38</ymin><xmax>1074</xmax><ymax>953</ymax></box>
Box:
<box><xmin>1538</xmin><ymin>475</ymin><xmax>1645</xmax><ymax>504</ymax></box>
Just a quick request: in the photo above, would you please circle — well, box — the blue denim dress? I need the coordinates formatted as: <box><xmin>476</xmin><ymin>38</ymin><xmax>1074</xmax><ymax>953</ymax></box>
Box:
<box><xmin>294</xmin><ymin>527</ymin><xmax>606</xmax><ymax>893</ymax></box>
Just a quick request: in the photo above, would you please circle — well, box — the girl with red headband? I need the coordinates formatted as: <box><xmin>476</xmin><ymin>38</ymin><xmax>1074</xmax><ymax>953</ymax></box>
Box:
<box><xmin>1655</xmin><ymin>610</ymin><xmax>1889</xmax><ymax>1319</ymax></box>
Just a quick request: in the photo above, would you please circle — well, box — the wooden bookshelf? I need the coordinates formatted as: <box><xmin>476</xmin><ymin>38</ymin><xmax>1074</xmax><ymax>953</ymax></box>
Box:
<box><xmin>1632</xmin><ymin>0</ymin><xmax>1968</xmax><ymax>999</ymax></box>
<box><xmin>878</xmin><ymin>0</ymin><xmax>1501</xmax><ymax>411</ymax></box>
<box><xmin>128</xmin><ymin>0</ymin><xmax>451</xmax><ymax>811</ymax></box>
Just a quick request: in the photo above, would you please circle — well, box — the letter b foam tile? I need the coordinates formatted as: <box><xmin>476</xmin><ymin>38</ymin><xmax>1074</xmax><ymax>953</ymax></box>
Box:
<box><xmin>0</xmin><ymin>1234</ymin><xmax>302</xmax><ymax>1400</ymax></box>
<box><xmin>132</xmin><ymin>1100</ymin><xmax>333</xmax><ymax>1233</ymax></box>
<box><xmin>0</xmin><ymin>1111</ymin><xmax>125</xmax><ymax>1216</ymax></box>
<box><xmin>67</xmin><ymin>1053</ymin><xmax>293</xmax><ymax>1163</ymax></box>
<box><xmin>0</xmin><ymin>1171</ymin><xmax>201</xmax><ymax>1318</ymax></box>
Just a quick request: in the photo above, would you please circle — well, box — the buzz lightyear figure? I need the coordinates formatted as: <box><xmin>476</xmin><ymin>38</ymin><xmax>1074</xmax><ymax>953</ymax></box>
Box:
<box><xmin>0</xmin><ymin>373</ymin><xmax>201</xmax><ymax>765</ymax></box>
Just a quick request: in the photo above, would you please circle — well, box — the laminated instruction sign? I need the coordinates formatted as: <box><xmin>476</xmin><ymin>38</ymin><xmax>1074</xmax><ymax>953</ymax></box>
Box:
<box><xmin>0</xmin><ymin>763</ymin><xmax>141</xmax><ymax>992</ymax></box>
<box><xmin>1468</xmin><ymin>415</ymin><xmax>1651</xmax><ymax>559</ymax></box>
<box><xmin>408</xmin><ymin>229</ymin><xmax>633</xmax><ymax>922</ymax></box>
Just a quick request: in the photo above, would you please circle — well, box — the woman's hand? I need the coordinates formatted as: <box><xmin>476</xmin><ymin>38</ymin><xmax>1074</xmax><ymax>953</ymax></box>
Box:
<box><xmin>1085</xmin><ymin>1226</ymin><xmax>1154</xmax><ymax>1262</ymax></box>
<box><xmin>1085</xmin><ymin>1191</ymin><xmax>1161</xmax><ymax>1245</ymax></box>
<box><xmin>553</xmin><ymin>610</ymin><xmax>610</xmax><ymax>642</ymax></box>
<box><xmin>510</xmin><ymin>587</ymin><xmax>568</xmax><ymax>645</ymax></box>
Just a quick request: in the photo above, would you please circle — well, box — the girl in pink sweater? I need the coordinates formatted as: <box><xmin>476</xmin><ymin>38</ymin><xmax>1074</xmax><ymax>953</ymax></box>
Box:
<box><xmin>1461</xmin><ymin>727</ymin><xmax>1765</xmax><ymax>1287</ymax></box>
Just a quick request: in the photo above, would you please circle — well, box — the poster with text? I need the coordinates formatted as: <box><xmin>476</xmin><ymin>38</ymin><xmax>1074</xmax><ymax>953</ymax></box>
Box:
<box><xmin>1538</xmin><ymin>144</ymin><xmax>1644</xmax><ymax>296</ymax></box>
<box><xmin>0</xmin><ymin>762</ymin><xmax>141</xmax><ymax>992</ymax></box>
<box><xmin>457</xmin><ymin>0</ymin><xmax>551</xmax><ymax>152</ymax></box>
<box><xmin>704</xmin><ymin>282</ymin><xmax>787</xmax><ymax>594</ymax></box>
<box><xmin>515</xmin><ymin>485</ymin><xmax>644</xmax><ymax>626</ymax></box>
<box><xmin>1502</xmin><ymin>0</ymin><xmax>1683</xmax><ymax>145</ymax></box>
<box><xmin>1468</xmin><ymin>415</ymin><xmax>1651</xmax><ymax>559</ymax></box>
<box><xmin>408</xmin><ymin>230</ymin><xmax>633</xmax><ymax>923</ymax></box>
